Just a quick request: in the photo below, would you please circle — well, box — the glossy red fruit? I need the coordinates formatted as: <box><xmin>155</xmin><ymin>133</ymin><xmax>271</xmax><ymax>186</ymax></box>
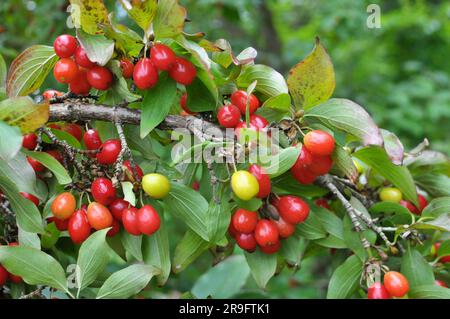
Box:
<box><xmin>217</xmin><ymin>104</ymin><xmax>241</xmax><ymax>128</ymax></box>
<box><xmin>53</xmin><ymin>34</ymin><xmax>77</xmax><ymax>58</ymax></box>
<box><xmin>399</xmin><ymin>200</ymin><xmax>420</xmax><ymax>215</ymax></box>
<box><xmin>418</xmin><ymin>194</ymin><xmax>428</xmax><ymax>211</ymax></box>
<box><xmin>63</xmin><ymin>123</ymin><xmax>83</xmax><ymax>141</ymax></box>
<box><xmin>74</xmin><ymin>46</ymin><xmax>95</xmax><ymax>69</ymax></box>
<box><xmin>22</xmin><ymin>133</ymin><xmax>37</xmax><ymax>150</ymax></box>
<box><xmin>435</xmin><ymin>280</ymin><xmax>448</xmax><ymax>288</ymax></box>
<box><xmin>108</xmin><ymin>198</ymin><xmax>130</xmax><ymax>221</ymax></box>
<box><xmin>232</xmin><ymin>209</ymin><xmax>258</xmax><ymax>234</ymax></box>
<box><xmin>27</xmin><ymin>156</ymin><xmax>45</xmax><ymax>172</ymax></box>
<box><xmin>308</xmin><ymin>155</ymin><xmax>333</xmax><ymax>175</ymax></box>
<box><xmin>133</xmin><ymin>58</ymin><xmax>158</xmax><ymax>90</ymax></box>
<box><xmin>52</xmin><ymin>217</ymin><xmax>69</xmax><ymax>231</ymax></box>
<box><xmin>86</xmin><ymin>202</ymin><xmax>113</xmax><ymax>230</ymax></box>
<box><xmin>231</xmin><ymin>90</ymin><xmax>260</xmax><ymax>115</ymax></box>
<box><xmin>96</xmin><ymin>139</ymin><xmax>121</xmax><ymax>165</ymax></box>
<box><xmin>7</xmin><ymin>242</ymin><xmax>22</xmax><ymax>283</ymax></box>
<box><xmin>384</xmin><ymin>271</ymin><xmax>409</xmax><ymax>297</ymax></box>
<box><xmin>107</xmin><ymin>219</ymin><xmax>121</xmax><ymax>237</ymax></box>
<box><xmin>368</xmin><ymin>282</ymin><xmax>391</xmax><ymax>299</ymax></box>
<box><xmin>260</xmin><ymin>240</ymin><xmax>281</xmax><ymax>254</ymax></box>
<box><xmin>315</xmin><ymin>198</ymin><xmax>331</xmax><ymax>210</ymax></box>
<box><xmin>91</xmin><ymin>177</ymin><xmax>116</xmax><ymax>206</ymax></box>
<box><xmin>51</xmin><ymin>192</ymin><xmax>76</xmax><ymax>220</ymax></box>
<box><xmin>122</xmin><ymin>207</ymin><xmax>141</xmax><ymax>235</ymax></box>
<box><xmin>123</xmin><ymin>160</ymin><xmax>144</xmax><ymax>180</ymax></box>
<box><xmin>249</xmin><ymin>114</ymin><xmax>269</xmax><ymax>131</ymax></box>
<box><xmin>54</xmin><ymin>58</ymin><xmax>78</xmax><ymax>83</ymax></box>
<box><xmin>228</xmin><ymin>222</ymin><xmax>239</xmax><ymax>238</ymax></box>
<box><xmin>180</xmin><ymin>93</ymin><xmax>196</xmax><ymax>115</ymax></box>
<box><xmin>87</xmin><ymin>66</ymin><xmax>113</xmax><ymax>90</ymax></box>
<box><xmin>0</xmin><ymin>265</ymin><xmax>8</xmax><ymax>286</ymax></box>
<box><xmin>293</xmin><ymin>146</ymin><xmax>313</xmax><ymax>169</ymax></box>
<box><xmin>248</xmin><ymin>164</ymin><xmax>271</xmax><ymax>198</ymax></box>
<box><xmin>169</xmin><ymin>57</ymin><xmax>197</xmax><ymax>85</ymax></box>
<box><xmin>137</xmin><ymin>205</ymin><xmax>161</xmax><ymax>235</ymax></box>
<box><xmin>304</xmin><ymin>130</ymin><xmax>335</xmax><ymax>156</ymax></box>
<box><xmin>19</xmin><ymin>192</ymin><xmax>39</xmax><ymax>206</ymax></box>
<box><xmin>236</xmin><ymin>233</ymin><xmax>257</xmax><ymax>252</ymax></box>
<box><xmin>83</xmin><ymin>129</ymin><xmax>102</xmax><ymax>150</ymax></box>
<box><xmin>291</xmin><ymin>167</ymin><xmax>317</xmax><ymax>184</ymax></box>
<box><xmin>68</xmin><ymin>210</ymin><xmax>91</xmax><ymax>244</ymax></box>
<box><xmin>120</xmin><ymin>58</ymin><xmax>134</xmax><ymax>79</ymax></box>
<box><xmin>151</xmin><ymin>44</ymin><xmax>176</xmax><ymax>71</ymax></box>
<box><xmin>254</xmin><ymin>219</ymin><xmax>279</xmax><ymax>247</ymax></box>
<box><xmin>46</xmin><ymin>150</ymin><xmax>63</xmax><ymax>164</ymax></box>
<box><xmin>47</xmin><ymin>123</ymin><xmax>62</xmax><ymax>130</ymax></box>
<box><xmin>43</xmin><ymin>90</ymin><xmax>63</xmax><ymax>100</ymax></box>
<box><xmin>69</xmin><ymin>69</ymin><xmax>91</xmax><ymax>95</ymax></box>
<box><xmin>278</xmin><ymin>196</ymin><xmax>310</xmax><ymax>224</ymax></box>
<box><xmin>192</xmin><ymin>181</ymin><xmax>200</xmax><ymax>191</ymax></box>
<box><xmin>274</xmin><ymin>217</ymin><xmax>296</xmax><ymax>238</ymax></box>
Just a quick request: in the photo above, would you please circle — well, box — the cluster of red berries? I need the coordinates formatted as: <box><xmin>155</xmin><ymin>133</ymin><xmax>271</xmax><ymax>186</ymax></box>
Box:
<box><xmin>229</xmin><ymin>194</ymin><xmax>310</xmax><ymax>254</ymax></box>
<box><xmin>0</xmin><ymin>242</ymin><xmax>23</xmax><ymax>286</ymax></box>
<box><xmin>291</xmin><ymin>130</ymin><xmax>335</xmax><ymax>184</ymax></box>
<box><xmin>400</xmin><ymin>194</ymin><xmax>428</xmax><ymax>215</ymax></box>
<box><xmin>368</xmin><ymin>271</ymin><xmax>410</xmax><ymax>299</ymax></box>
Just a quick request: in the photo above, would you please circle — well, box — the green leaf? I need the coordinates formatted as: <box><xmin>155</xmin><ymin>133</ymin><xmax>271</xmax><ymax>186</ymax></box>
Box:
<box><xmin>206</xmin><ymin>198</ymin><xmax>231</xmax><ymax>244</ymax></box>
<box><xmin>381</xmin><ymin>129</ymin><xmax>404</xmax><ymax>165</ymax></box>
<box><xmin>244</xmin><ymin>250</ymin><xmax>277</xmax><ymax>289</ymax></box>
<box><xmin>437</xmin><ymin>240</ymin><xmax>450</xmax><ymax>258</ymax></box>
<box><xmin>23</xmin><ymin>150</ymin><xmax>72</xmax><ymax>185</ymax></box>
<box><xmin>119</xmin><ymin>0</ymin><xmax>157</xmax><ymax>35</ymax></box>
<box><xmin>69</xmin><ymin>0</ymin><xmax>109</xmax><ymax>35</ymax></box>
<box><xmin>191</xmin><ymin>255</ymin><xmax>250</xmax><ymax>299</ymax></box>
<box><xmin>44</xmin><ymin>128</ymin><xmax>81</xmax><ymax>148</ymax></box>
<box><xmin>0</xmin><ymin>53</ymin><xmax>6</xmax><ymax>88</ymax></box>
<box><xmin>140</xmin><ymin>73</ymin><xmax>177</xmax><ymax>138</ymax></box>
<box><xmin>0</xmin><ymin>121</ymin><xmax>22</xmax><ymax>161</ymax></box>
<box><xmin>409</xmin><ymin>285</ymin><xmax>450</xmax><ymax>299</ymax></box>
<box><xmin>185</xmin><ymin>72</ymin><xmax>218</xmax><ymax>112</ymax></box>
<box><xmin>414</xmin><ymin>174</ymin><xmax>450</xmax><ymax>198</ymax></box>
<box><xmin>76</xmin><ymin>29</ymin><xmax>114</xmax><ymax>66</ymax></box>
<box><xmin>287</xmin><ymin>38</ymin><xmax>335</xmax><ymax>110</ymax></box>
<box><xmin>121</xmin><ymin>181</ymin><xmax>136</xmax><ymax>206</ymax></box>
<box><xmin>237</xmin><ymin>64</ymin><xmax>288</xmax><ymax>98</ymax></box>
<box><xmin>280</xmin><ymin>235</ymin><xmax>308</xmax><ymax>267</ymax></box>
<box><xmin>369</xmin><ymin>201</ymin><xmax>412</xmax><ymax>224</ymax></box>
<box><xmin>401</xmin><ymin>247</ymin><xmax>435</xmax><ymax>288</ymax></box>
<box><xmin>6</xmin><ymin>45</ymin><xmax>58</xmax><ymax>97</ymax></box>
<box><xmin>260</xmin><ymin>146</ymin><xmax>300</xmax><ymax>178</ymax></box>
<box><xmin>0</xmin><ymin>246</ymin><xmax>68</xmax><ymax>293</ymax></box>
<box><xmin>0</xmin><ymin>151</ymin><xmax>37</xmax><ymax>196</ymax></box>
<box><xmin>96</xmin><ymin>264</ymin><xmax>158</xmax><ymax>299</ymax></box>
<box><xmin>18</xmin><ymin>226</ymin><xmax>41</xmax><ymax>250</ymax></box>
<box><xmin>261</xmin><ymin>93</ymin><xmax>291</xmax><ymax>112</ymax></box>
<box><xmin>422</xmin><ymin>214</ymin><xmax>450</xmax><ymax>232</ymax></box>
<box><xmin>173</xmin><ymin>230</ymin><xmax>209</xmax><ymax>274</ymax></box>
<box><xmin>296</xmin><ymin>209</ymin><xmax>327</xmax><ymax>240</ymax></box>
<box><xmin>40</xmin><ymin>222</ymin><xmax>60</xmax><ymax>249</ymax></box>
<box><xmin>422</xmin><ymin>197</ymin><xmax>450</xmax><ymax>218</ymax></box>
<box><xmin>100</xmin><ymin>20</ymin><xmax>144</xmax><ymax>57</ymax></box>
<box><xmin>76</xmin><ymin>229</ymin><xmax>111</xmax><ymax>292</ymax></box>
<box><xmin>304</xmin><ymin>99</ymin><xmax>383</xmax><ymax>146</ymax></box>
<box><xmin>353</xmin><ymin>146</ymin><xmax>418</xmax><ymax>206</ymax></box>
<box><xmin>154</xmin><ymin>0</ymin><xmax>186</xmax><ymax>39</ymax></box>
<box><xmin>163</xmin><ymin>182</ymin><xmax>209</xmax><ymax>241</ymax></box>
<box><xmin>120</xmin><ymin>230</ymin><xmax>143</xmax><ymax>262</ymax></box>
<box><xmin>327</xmin><ymin>255</ymin><xmax>363</xmax><ymax>299</ymax></box>
<box><xmin>272</xmin><ymin>174</ymin><xmax>329</xmax><ymax>198</ymax></box>
<box><xmin>343</xmin><ymin>216</ymin><xmax>366</xmax><ymax>261</ymax></box>
<box><xmin>0</xmin><ymin>97</ymin><xmax>49</xmax><ymax>134</ymax></box>
<box><xmin>332</xmin><ymin>146</ymin><xmax>358</xmax><ymax>181</ymax></box>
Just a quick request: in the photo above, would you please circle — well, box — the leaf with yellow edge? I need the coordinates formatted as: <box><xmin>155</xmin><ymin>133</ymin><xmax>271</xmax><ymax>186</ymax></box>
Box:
<box><xmin>119</xmin><ymin>0</ymin><xmax>158</xmax><ymax>35</ymax></box>
<box><xmin>6</xmin><ymin>45</ymin><xmax>58</xmax><ymax>98</ymax></box>
<box><xmin>287</xmin><ymin>37</ymin><xmax>335</xmax><ymax>110</ymax></box>
<box><xmin>154</xmin><ymin>0</ymin><xmax>187</xmax><ymax>39</ymax></box>
<box><xmin>0</xmin><ymin>97</ymin><xmax>49</xmax><ymax>134</ymax></box>
<box><xmin>69</xmin><ymin>0</ymin><xmax>109</xmax><ymax>35</ymax></box>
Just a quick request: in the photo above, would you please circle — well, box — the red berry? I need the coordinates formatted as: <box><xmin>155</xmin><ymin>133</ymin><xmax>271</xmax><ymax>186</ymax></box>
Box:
<box><xmin>74</xmin><ymin>46</ymin><xmax>95</xmax><ymax>69</ymax></box>
<box><xmin>384</xmin><ymin>271</ymin><xmax>410</xmax><ymax>298</ymax></box>
<box><xmin>63</xmin><ymin>123</ymin><xmax>83</xmax><ymax>141</ymax></box>
<box><xmin>315</xmin><ymin>198</ymin><xmax>331</xmax><ymax>210</ymax></box>
<box><xmin>108</xmin><ymin>198</ymin><xmax>130</xmax><ymax>221</ymax></box>
<box><xmin>278</xmin><ymin>195</ymin><xmax>310</xmax><ymax>224</ymax></box>
<box><xmin>47</xmin><ymin>123</ymin><xmax>62</xmax><ymax>130</ymax></box>
<box><xmin>52</xmin><ymin>217</ymin><xmax>69</xmax><ymax>231</ymax></box>
<box><xmin>83</xmin><ymin>129</ymin><xmax>102</xmax><ymax>150</ymax></box>
<box><xmin>137</xmin><ymin>205</ymin><xmax>161</xmax><ymax>235</ymax></box>
<box><xmin>217</xmin><ymin>104</ymin><xmax>241</xmax><ymax>128</ymax></box>
<box><xmin>169</xmin><ymin>57</ymin><xmax>197</xmax><ymax>85</ymax></box>
<box><xmin>232</xmin><ymin>209</ymin><xmax>258</xmax><ymax>234</ymax></box>
<box><xmin>7</xmin><ymin>242</ymin><xmax>22</xmax><ymax>283</ymax></box>
<box><xmin>69</xmin><ymin>69</ymin><xmax>91</xmax><ymax>95</ymax></box>
<box><xmin>0</xmin><ymin>265</ymin><xmax>8</xmax><ymax>286</ymax></box>
<box><xmin>107</xmin><ymin>219</ymin><xmax>121</xmax><ymax>237</ymax></box>
<box><xmin>254</xmin><ymin>219</ymin><xmax>279</xmax><ymax>247</ymax></box>
<box><xmin>120</xmin><ymin>58</ymin><xmax>134</xmax><ymax>79</ymax></box>
<box><xmin>96</xmin><ymin>139</ymin><xmax>121</xmax><ymax>165</ymax></box>
<box><xmin>46</xmin><ymin>150</ymin><xmax>63</xmax><ymax>164</ymax></box>
<box><xmin>248</xmin><ymin>164</ymin><xmax>271</xmax><ymax>198</ymax></box>
<box><xmin>228</xmin><ymin>222</ymin><xmax>239</xmax><ymax>238</ymax></box>
<box><xmin>122</xmin><ymin>207</ymin><xmax>141</xmax><ymax>235</ymax></box>
<box><xmin>133</xmin><ymin>58</ymin><xmax>158</xmax><ymax>90</ymax></box>
<box><xmin>22</xmin><ymin>133</ymin><xmax>37</xmax><ymax>150</ymax></box>
<box><xmin>191</xmin><ymin>181</ymin><xmax>200</xmax><ymax>191</ymax></box>
<box><xmin>435</xmin><ymin>280</ymin><xmax>448</xmax><ymax>288</ymax></box>
<box><xmin>304</xmin><ymin>130</ymin><xmax>335</xmax><ymax>156</ymax></box>
<box><xmin>368</xmin><ymin>282</ymin><xmax>391</xmax><ymax>299</ymax></box>
<box><xmin>151</xmin><ymin>44</ymin><xmax>176</xmax><ymax>71</ymax></box>
<box><xmin>308</xmin><ymin>155</ymin><xmax>333</xmax><ymax>175</ymax></box>
<box><xmin>259</xmin><ymin>240</ymin><xmax>281</xmax><ymax>254</ymax></box>
<box><xmin>86</xmin><ymin>202</ymin><xmax>113</xmax><ymax>230</ymax></box>
<box><xmin>19</xmin><ymin>192</ymin><xmax>39</xmax><ymax>206</ymax></box>
<box><xmin>418</xmin><ymin>194</ymin><xmax>428</xmax><ymax>212</ymax></box>
<box><xmin>54</xmin><ymin>58</ymin><xmax>78</xmax><ymax>83</ymax></box>
<box><xmin>291</xmin><ymin>166</ymin><xmax>317</xmax><ymax>185</ymax></box>
<box><xmin>87</xmin><ymin>66</ymin><xmax>113</xmax><ymax>90</ymax></box>
<box><xmin>236</xmin><ymin>232</ymin><xmax>257</xmax><ymax>252</ymax></box>
<box><xmin>27</xmin><ymin>156</ymin><xmax>44</xmax><ymax>172</ymax></box>
<box><xmin>180</xmin><ymin>93</ymin><xmax>195</xmax><ymax>114</ymax></box>
<box><xmin>68</xmin><ymin>210</ymin><xmax>91</xmax><ymax>244</ymax></box>
<box><xmin>293</xmin><ymin>146</ymin><xmax>313</xmax><ymax>170</ymax></box>
<box><xmin>43</xmin><ymin>90</ymin><xmax>63</xmax><ymax>100</ymax></box>
<box><xmin>274</xmin><ymin>217</ymin><xmax>296</xmax><ymax>238</ymax></box>
<box><xmin>123</xmin><ymin>160</ymin><xmax>144</xmax><ymax>180</ymax></box>
<box><xmin>53</xmin><ymin>34</ymin><xmax>77</xmax><ymax>58</ymax></box>
<box><xmin>51</xmin><ymin>192</ymin><xmax>76</xmax><ymax>220</ymax></box>
<box><xmin>399</xmin><ymin>200</ymin><xmax>420</xmax><ymax>215</ymax></box>
<box><xmin>231</xmin><ymin>90</ymin><xmax>260</xmax><ymax>115</ymax></box>
<box><xmin>249</xmin><ymin>114</ymin><xmax>268</xmax><ymax>131</ymax></box>
<box><xmin>91</xmin><ymin>177</ymin><xmax>116</xmax><ymax>206</ymax></box>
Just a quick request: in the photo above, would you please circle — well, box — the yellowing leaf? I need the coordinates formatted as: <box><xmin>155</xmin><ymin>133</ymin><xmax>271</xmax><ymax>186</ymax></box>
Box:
<box><xmin>287</xmin><ymin>38</ymin><xmax>335</xmax><ymax>110</ymax></box>
<box><xmin>0</xmin><ymin>97</ymin><xmax>49</xmax><ymax>134</ymax></box>
<box><xmin>69</xmin><ymin>0</ymin><xmax>109</xmax><ymax>35</ymax></box>
<box><xmin>119</xmin><ymin>0</ymin><xmax>158</xmax><ymax>35</ymax></box>
<box><xmin>154</xmin><ymin>0</ymin><xmax>187</xmax><ymax>39</ymax></box>
<box><xmin>6</xmin><ymin>45</ymin><xmax>58</xmax><ymax>98</ymax></box>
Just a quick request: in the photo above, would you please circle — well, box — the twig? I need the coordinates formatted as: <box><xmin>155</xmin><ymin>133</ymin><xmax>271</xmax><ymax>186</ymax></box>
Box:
<box><xmin>113</xmin><ymin>119</ymin><xmax>139</xmax><ymax>184</ymax></box>
<box><xmin>19</xmin><ymin>287</ymin><xmax>44</xmax><ymax>299</ymax></box>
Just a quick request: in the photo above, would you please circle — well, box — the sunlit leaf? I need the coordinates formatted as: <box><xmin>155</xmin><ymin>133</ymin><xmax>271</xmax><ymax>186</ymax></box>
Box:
<box><xmin>77</xmin><ymin>29</ymin><xmax>114</xmax><ymax>66</ymax></box>
<box><xmin>70</xmin><ymin>0</ymin><xmax>109</xmax><ymax>35</ymax></box>
<box><xmin>119</xmin><ymin>0</ymin><xmax>157</xmax><ymax>35</ymax></box>
<box><xmin>0</xmin><ymin>97</ymin><xmax>49</xmax><ymax>134</ymax></box>
<box><xmin>154</xmin><ymin>0</ymin><xmax>187</xmax><ymax>39</ymax></box>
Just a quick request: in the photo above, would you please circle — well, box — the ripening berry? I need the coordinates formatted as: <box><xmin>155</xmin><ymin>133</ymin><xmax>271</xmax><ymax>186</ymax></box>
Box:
<box><xmin>54</xmin><ymin>58</ymin><xmax>78</xmax><ymax>83</ymax></box>
<box><xmin>133</xmin><ymin>58</ymin><xmax>158</xmax><ymax>90</ymax></box>
<box><xmin>69</xmin><ymin>69</ymin><xmax>92</xmax><ymax>95</ymax></box>
<box><xmin>137</xmin><ymin>205</ymin><xmax>161</xmax><ymax>235</ymax></box>
<box><xmin>96</xmin><ymin>139</ymin><xmax>121</xmax><ymax>165</ymax></box>
<box><xmin>86</xmin><ymin>202</ymin><xmax>113</xmax><ymax>230</ymax></box>
<box><xmin>108</xmin><ymin>198</ymin><xmax>130</xmax><ymax>221</ymax></box>
<box><xmin>83</xmin><ymin>129</ymin><xmax>102</xmax><ymax>150</ymax></box>
<box><xmin>303</xmin><ymin>130</ymin><xmax>335</xmax><ymax>156</ymax></box>
<box><xmin>74</xmin><ymin>46</ymin><xmax>95</xmax><ymax>69</ymax></box>
<box><xmin>231</xmin><ymin>90</ymin><xmax>260</xmax><ymax>115</ymax></box>
<box><xmin>122</xmin><ymin>207</ymin><xmax>141</xmax><ymax>236</ymax></box>
<box><xmin>87</xmin><ymin>66</ymin><xmax>113</xmax><ymax>90</ymax></box>
<box><xmin>151</xmin><ymin>44</ymin><xmax>176</xmax><ymax>71</ymax></box>
<box><xmin>169</xmin><ymin>57</ymin><xmax>197</xmax><ymax>85</ymax></box>
<box><xmin>367</xmin><ymin>282</ymin><xmax>391</xmax><ymax>299</ymax></box>
<box><xmin>379</xmin><ymin>187</ymin><xmax>403</xmax><ymax>203</ymax></box>
<box><xmin>51</xmin><ymin>192</ymin><xmax>76</xmax><ymax>220</ymax></box>
<box><xmin>231</xmin><ymin>170</ymin><xmax>259</xmax><ymax>201</ymax></box>
<box><xmin>68</xmin><ymin>209</ymin><xmax>91</xmax><ymax>244</ymax></box>
<box><xmin>248</xmin><ymin>164</ymin><xmax>271</xmax><ymax>198</ymax></box>
<box><xmin>236</xmin><ymin>233</ymin><xmax>257</xmax><ymax>252</ymax></box>
<box><xmin>120</xmin><ymin>58</ymin><xmax>134</xmax><ymax>79</ymax></box>
<box><xmin>53</xmin><ymin>34</ymin><xmax>77</xmax><ymax>58</ymax></box>
<box><xmin>217</xmin><ymin>104</ymin><xmax>241</xmax><ymax>128</ymax></box>
<box><xmin>383</xmin><ymin>271</ymin><xmax>409</xmax><ymax>298</ymax></box>
<box><xmin>63</xmin><ymin>123</ymin><xmax>83</xmax><ymax>141</ymax></box>
<box><xmin>254</xmin><ymin>219</ymin><xmax>279</xmax><ymax>247</ymax></box>
<box><xmin>91</xmin><ymin>177</ymin><xmax>117</xmax><ymax>206</ymax></box>
<box><xmin>22</xmin><ymin>133</ymin><xmax>38</xmax><ymax>150</ymax></box>
<box><xmin>231</xmin><ymin>209</ymin><xmax>258</xmax><ymax>234</ymax></box>
<box><xmin>278</xmin><ymin>195</ymin><xmax>310</xmax><ymax>224</ymax></box>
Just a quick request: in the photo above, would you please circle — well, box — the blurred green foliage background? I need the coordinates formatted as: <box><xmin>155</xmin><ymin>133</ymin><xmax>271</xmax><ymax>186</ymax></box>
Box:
<box><xmin>0</xmin><ymin>0</ymin><xmax>449</xmax><ymax>298</ymax></box>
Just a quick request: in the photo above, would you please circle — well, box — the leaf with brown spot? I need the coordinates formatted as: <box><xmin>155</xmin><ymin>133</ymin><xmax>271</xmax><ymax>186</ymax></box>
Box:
<box><xmin>119</xmin><ymin>0</ymin><xmax>157</xmax><ymax>35</ymax></box>
<box><xmin>0</xmin><ymin>97</ymin><xmax>49</xmax><ymax>134</ymax></box>
<box><xmin>6</xmin><ymin>45</ymin><xmax>58</xmax><ymax>98</ymax></box>
<box><xmin>70</xmin><ymin>0</ymin><xmax>109</xmax><ymax>35</ymax></box>
<box><xmin>154</xmin><ymin>0</ymin><xmax>187</xmax><ymax>39</ymax></box>
<box><xmin>287</xmin><ymin>38</ymin><xmax>335</xmax><ymax>110</ymax></box>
